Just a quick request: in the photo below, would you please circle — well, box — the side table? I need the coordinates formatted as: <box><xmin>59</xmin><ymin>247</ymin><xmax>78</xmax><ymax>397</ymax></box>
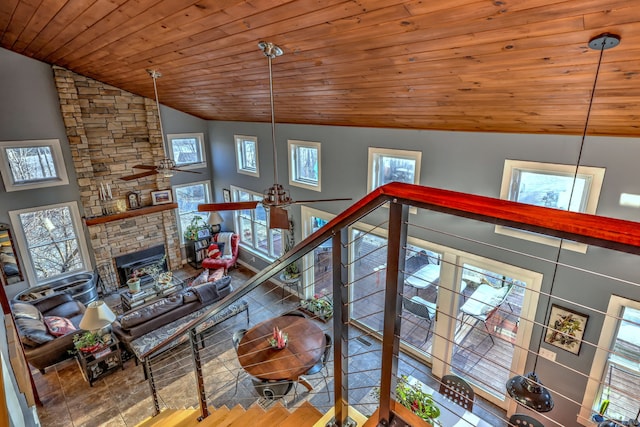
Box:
<box><xmin>76</xmin><ymin>334</ymin><xmax>123</xmax><ymax>386</ymax></box>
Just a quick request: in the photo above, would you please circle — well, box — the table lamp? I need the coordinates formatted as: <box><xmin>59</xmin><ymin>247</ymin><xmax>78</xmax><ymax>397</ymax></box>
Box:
<box><xmin>208</xmin><ymin>211</ymin><xmax>223</xmax><ymax>234</ymax></box>
<box><xmin>79</xmin><ymin>300</ymin><xmax>116</xmax><ymax>335</ymax></box>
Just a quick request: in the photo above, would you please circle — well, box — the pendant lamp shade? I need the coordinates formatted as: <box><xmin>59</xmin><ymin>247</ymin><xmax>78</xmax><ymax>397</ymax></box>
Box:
<box><xmin>506</xmin><ymin>372</ymin><xmax>554</xmax><ymax>412</ymax></box>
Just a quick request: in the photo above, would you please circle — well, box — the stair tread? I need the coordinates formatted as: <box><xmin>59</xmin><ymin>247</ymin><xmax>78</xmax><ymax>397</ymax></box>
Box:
<box><xmin>278</xmin><ymin>401</ymin><xmax>324</xmax><ymax>427</ymax></box>
<box><xmin>168</xmin><ymin>408</ymin><xmax>201</xmax><ymax>427</ymax></box>
<box><xmin>136</xmin><ymin>408</ymin><xmax>177</xmax><ymax>427</ymax></box>
<box><xmin>197</xmin><ymin>406</ymin><xmax>232</xmax><ymax>427</ymax></box>
<box><xmin>228</xmin><ymin>404</ymin><xmax>266</xmax><ymax>427</ymax></box>
<box><xmin>256</xmin><ymin>403</ymin><xmax>290</xmax><ymax>426</ymax></box>
<box><xmin>212</xmin><ymin>404</ymin><xmax>246</xmax><ymax>427</ymax></box>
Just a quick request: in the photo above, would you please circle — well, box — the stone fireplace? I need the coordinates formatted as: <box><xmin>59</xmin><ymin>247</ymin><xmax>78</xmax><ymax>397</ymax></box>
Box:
<box><xmin>53</xmin><ymin>66</ymin><xmax>182</xmax><ymax>284</ymax></box>
<box><xmin>115</xmin><ymin>245</ymin><xmax>168</xmax><ymax>288</ymax></box>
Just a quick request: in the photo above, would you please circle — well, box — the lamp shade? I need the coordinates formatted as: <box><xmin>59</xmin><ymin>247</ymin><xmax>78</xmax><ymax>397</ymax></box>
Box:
<box><xmin>207</xmin><ymin>211</ymin><xmax>223</xmax><ymax>226</ymax></box>
<box><xmin>79</xmin><ymin>300</ymin><xmax>116</xmax><ymax>331</ymax></box>
<box><xmin>506</xmin><ymin>372</ymin><xmax>554</xmax><ymax>412</ymax></box>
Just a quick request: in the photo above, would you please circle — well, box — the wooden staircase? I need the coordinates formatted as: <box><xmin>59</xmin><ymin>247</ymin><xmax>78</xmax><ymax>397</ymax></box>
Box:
<box><xmin>136</xmin><ymin>401</ymin><xmax>324</xmax><ymax>427</ymax></box>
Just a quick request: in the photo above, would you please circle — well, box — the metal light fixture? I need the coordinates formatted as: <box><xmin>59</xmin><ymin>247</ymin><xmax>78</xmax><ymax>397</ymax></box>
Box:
<box><xmin>149</xmin><ymin>70</ymin><xmax>174</xmax><ymax>177</ymax></box>
<box><xmin>506</xmin><ymin>32</ymin><xmax>620</xmax><ymax>413</ymax></box>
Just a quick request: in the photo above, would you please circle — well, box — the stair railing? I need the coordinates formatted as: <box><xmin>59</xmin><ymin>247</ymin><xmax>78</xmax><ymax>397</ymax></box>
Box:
<box><xmin>136</xmin><ymin>182</ymin><xmax>640</xmax><ymax>426</ymax></box>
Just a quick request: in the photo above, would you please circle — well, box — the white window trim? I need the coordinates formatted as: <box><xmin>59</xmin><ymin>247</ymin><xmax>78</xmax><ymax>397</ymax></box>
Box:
<box><xmin>234</xmin><ymin>134</ymin><xmax>260</xmax><ymax>177</ymax></box>
<box><xmin>166</xmin><ymin>133</ymin><xmax>206</xmax><ymax>169</ymax></box>
<box><xmin>172</xmin><ymin>180</ymin><xmax>212</xmax><ymax>245</ymax></box>
<box><xmin>578</xmin><ymin>295</ymin><xmax>640</xmax><ymax>425</ymax></box>
<box><xmin>0</xmin><ymin>139</ymin><xmax>69</xmax><ymax>192</ymax></box>
<box><xmin>288</xmin><ymin>139</ymin><xmax>321</xmax><ymax>192</ymax></box>
<box><xmin>9</xmin><ymin>201</ymin><xmax>91</xmax><ymax>286</ymax></box>
<box><xmin>367</xmin><ymin>147</ymin><xmax>422</xmax><ymax>214</ymax></box>
<box><xmin>496</xmin><ymin>160</ymin><xmax>605</xmax><ymax>253</ymax></box>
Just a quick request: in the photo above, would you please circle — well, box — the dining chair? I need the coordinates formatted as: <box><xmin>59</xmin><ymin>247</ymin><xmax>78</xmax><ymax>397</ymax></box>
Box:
<box><xmin>509</xmin><ymin>413</ymin><xmax>545</xmax><ymax>427</ymax></box>
<box><xmin>439</xmin><ymin>374</ymin><xmax>475</xmax><ymax>411</ymax></box>
<box><xmin>232</xmin><ymin>328</ymin><xmax>248</xmax><ymax>396</ymax></box>
<box><xmin>282</xmin><ymin>310</ymin><xmax>306</xmax><ymax>318</ymax></box>
<box><xmin>402</xmin><ymin>296</ymin><xmax>437</xmax><ymax>345</ymax></box>
<box><xmin>458</xmin><ymin>282</ymin><xmax>513</xmax><ymax>344</ymax></box>
<box><xmin>295</xmin><ymin>333</ymin><xmax>332</xmax><ymax>401</ymax></box>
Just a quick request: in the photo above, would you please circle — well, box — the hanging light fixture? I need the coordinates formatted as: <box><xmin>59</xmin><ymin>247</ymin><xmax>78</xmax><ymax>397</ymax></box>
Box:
<box><xmin>148</xmin><ymin>70</ymin><xmax>175</xmax><ymax>178</ymax></box>
<box><xmin>506</xmin><ymin>32</ymin><xmax>620</xmax><ymax>413</ymax></box>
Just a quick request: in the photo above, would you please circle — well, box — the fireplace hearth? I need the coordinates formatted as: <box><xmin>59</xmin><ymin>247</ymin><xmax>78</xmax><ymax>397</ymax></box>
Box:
<box><xmin>114</xmin><ymin>245</ymin><xmax>167</xmax><ymax>288</ymax></box>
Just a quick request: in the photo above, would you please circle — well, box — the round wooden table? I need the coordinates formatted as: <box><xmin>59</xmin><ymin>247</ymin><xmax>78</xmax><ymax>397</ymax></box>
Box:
<box><xmin>237</xmin><ymin>315</ymin><xmax>325</xmax><ymax>388</ymax></box>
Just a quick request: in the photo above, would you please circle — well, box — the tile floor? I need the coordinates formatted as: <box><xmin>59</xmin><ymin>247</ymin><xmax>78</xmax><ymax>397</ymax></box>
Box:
<box><xmin>31</xmin><ymin>265</ymin><xmax>507</xmax><ymax>426</ymax></box>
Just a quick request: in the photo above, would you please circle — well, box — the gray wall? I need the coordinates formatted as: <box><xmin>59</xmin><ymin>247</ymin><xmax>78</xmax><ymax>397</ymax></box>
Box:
<box><xmin>209</xmin><ymin>120</ymin><xmax>640</xmax><ymax>424</ymax></box>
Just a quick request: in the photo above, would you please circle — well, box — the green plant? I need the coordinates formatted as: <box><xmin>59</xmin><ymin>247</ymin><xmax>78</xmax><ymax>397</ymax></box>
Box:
<box><xmin>373</xmin><ymin>375</ymin><xmax>440</xmax><ymax>424</ymax></box>
<box><xmin>71</xmin><ymin>331</ymin><xmax>106</xmax><ymax>353</ymax></box>
<box><xmin>183</xmin><ymin>215</ymin><xmax>205</xmax><ymax>241</ymax></box>
<box><xmin>282</xmin><ymin>219</ymin><xmax>300</xmax><ymax>278</ymax></box>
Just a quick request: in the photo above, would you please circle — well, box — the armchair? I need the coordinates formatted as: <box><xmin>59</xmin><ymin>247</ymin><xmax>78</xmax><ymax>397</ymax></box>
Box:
<box><xmin>201</xmin><ymin>232</ymin><xmax>239</xmax><ymax>274</ymax></box>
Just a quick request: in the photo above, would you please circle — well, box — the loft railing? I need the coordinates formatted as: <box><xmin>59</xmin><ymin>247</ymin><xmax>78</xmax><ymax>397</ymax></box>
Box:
<box><xmin>137</xmin><ymin>182</ymin><xmax>640</xmax><ymax>426</ymax></box>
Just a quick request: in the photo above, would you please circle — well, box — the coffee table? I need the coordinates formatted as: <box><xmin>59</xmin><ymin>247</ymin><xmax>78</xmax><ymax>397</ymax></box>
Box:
<box><xmin>120</xmin><ymin>278</ymin><xmax>184</xmax><ymax>311</ymax></box>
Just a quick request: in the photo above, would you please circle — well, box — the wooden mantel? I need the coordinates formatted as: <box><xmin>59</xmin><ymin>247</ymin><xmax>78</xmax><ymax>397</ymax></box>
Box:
<box><xmin>84</xmin><ymin>203</ymin><xmax>178</xmax><ymax>226</ymax></box>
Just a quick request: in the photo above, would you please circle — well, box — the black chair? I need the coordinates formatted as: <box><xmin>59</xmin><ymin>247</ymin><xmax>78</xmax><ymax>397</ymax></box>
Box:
<box><xmin>282</xmin><ymin>310</ymin><xmax>306</xmax><ymax>318</ymax></box>
<box><xmin>509</xmin><ymin>413</ymin><xmax>545</xmax><ymax>427</ymax></box>
<box><xmin>232</xmin><ymin>328</ymin><xmax>248</xmax><ymax>396</ymax></box>
<box><xmin>252</xmin><ymin>378</ymin><xmax>293</xmax><ymax>405</ymax></box>
<box><xmin>439</xmin><ymin>374</ymin><xmax>475</xmax><ymax>411</ymax></box>
<box><xmin>295</xmin><ymin>333</ymin><xmax>332</xmax><ymax>401</ymax></box>
<box><xmin>402</xmin><ymin>296</ymin><xmax>436</xmax><ymax>345</ymax></box>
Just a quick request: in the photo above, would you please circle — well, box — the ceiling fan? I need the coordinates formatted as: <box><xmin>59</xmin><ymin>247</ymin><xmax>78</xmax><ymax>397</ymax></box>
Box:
<box><xmin>198</xmin><ymin>41</ymin><xmax>351</xmax><ymax>229</ymax></box>
<box><xmin>120</xmin><ymin>70</ymin><xmax>203</xmax><ymax>181</ymax></box>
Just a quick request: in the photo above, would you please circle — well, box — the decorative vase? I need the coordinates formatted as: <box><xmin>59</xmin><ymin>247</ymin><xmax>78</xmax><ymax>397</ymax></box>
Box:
<box><xmin>127</xmin><ymin>278</ymin><xmax>141</xmax><ymax>293</ymax></box>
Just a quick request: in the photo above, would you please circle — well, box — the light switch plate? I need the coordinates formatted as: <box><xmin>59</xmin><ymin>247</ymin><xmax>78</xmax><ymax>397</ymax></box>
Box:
<box><xmin>539</xmin><ymin>348</ymin><xmax>557</xmax><ymax>361</ymax></box>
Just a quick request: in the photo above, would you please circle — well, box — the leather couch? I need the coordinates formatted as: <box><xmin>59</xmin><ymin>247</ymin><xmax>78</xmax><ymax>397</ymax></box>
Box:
<box><xmin>113</xmin><ymin>275</ymin><xmax>232</xmax><ymax>346</ymax></box>
<box><xmin>11</xmin><ymin>293</ymin><xmax>86</xmax><ymax>374</ymax></box>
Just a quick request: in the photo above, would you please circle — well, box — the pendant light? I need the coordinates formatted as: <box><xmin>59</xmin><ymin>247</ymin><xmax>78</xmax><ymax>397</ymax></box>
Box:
<box><xmin>149</xmin><ymin>69</ymin><xmax>174</xmax><ymax>178</ymax></box>
<box><xmin>506</xmin><ymin>33</ymin><xmax>620</xmax><ymax>413</ymax></box>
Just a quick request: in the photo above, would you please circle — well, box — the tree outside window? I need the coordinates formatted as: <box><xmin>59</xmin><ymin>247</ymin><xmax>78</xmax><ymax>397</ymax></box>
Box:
<box><xmin>0</xmin><ymin>139</ymin><xmax>69</xmax><ymax>191</ymax></box>
<box><xmin>174</xmin><ymin>181</ymin><xmax>211</xmax><ymax>243</ymax></box>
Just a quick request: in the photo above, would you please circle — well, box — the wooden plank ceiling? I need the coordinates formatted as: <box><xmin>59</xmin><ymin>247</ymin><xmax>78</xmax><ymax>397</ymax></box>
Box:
<box><xmin>2</xmin><ymin>0</ymin><xmax>640</xmax><ymax>136</ymax></box>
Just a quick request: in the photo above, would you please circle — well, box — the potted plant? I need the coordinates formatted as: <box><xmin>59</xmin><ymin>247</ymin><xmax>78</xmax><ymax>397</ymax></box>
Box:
<box><xmin>127</xmin><ymin>270</ymin><xmax>141</xmax><ymax>293</ymax></box>
<box><xmin>280</xmin><ymin>219</ymin><xmax>300</xmax><ymax>280</ymax></box>
<box><xmin>72</xmin><ymin>331</ymin><xmax>108</xmax><ymax>354</ymax></box>
<box><xmin>373</xmin><ymin>375</ymin><xmax>440</xmax><ymax>425</ymax></box>
<box><xmin>300</xmin><ymin>294</ymin><xmax>333</xmax><ymax>320</ymax></box>
<box><xmin>184</xmin><ymin>216</ymin><xmax>206</xmax><ymax>241</ymax></box>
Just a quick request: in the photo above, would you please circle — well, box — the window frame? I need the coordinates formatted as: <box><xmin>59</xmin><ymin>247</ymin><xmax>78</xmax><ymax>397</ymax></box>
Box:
<box><xmin>578</xmin><ymin>295</ymin><xmax>640</xmax><ymax>425</ymax></box>
<box><xmin>9</xmin><ymin>201</ymin><xmax>91</xmax><ymax>285</ymax></box>
<box><xmin>234</xmin><ymin>134</ymin><xmax>260</xmax><ymax>177</ymax></box>
<box><xmin>173</xmin><ymin>180</ymin><xmax>212</xmax><ymax>244</ymax></box>
<box><xmin>367</xmin><ymin>147</ymin><xmax>422</xmax><ymax>193</ymax></box>
<box><xmin>230</xmin><ymin>185</ymin><xmax>283</xmax><ymax>260</ymax></box>
<box><xmin>166</xmin><ymin>133</ymin><xmax>206</xmax><ymax>169</ymax></box>
<box><xmin>0</xmin><ymin>139</ymin><xmax>70</xmax><ymax>192</ymax></box>
<box><xmin>496</xmin><ymin>160</ymin><xmax>605</xmax><ymax>253</ymax></box>
<box><xmin>288</xmin><ymin>139</ymin><xmax>321</xmax><ymax>192</ymax></box>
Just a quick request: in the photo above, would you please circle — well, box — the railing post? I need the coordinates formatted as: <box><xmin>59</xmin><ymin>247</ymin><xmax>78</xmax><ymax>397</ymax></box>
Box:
<box><xmin>377</xmin><ymin>200</ymin><xmax>409</xmax><ymax>424</ymax></box>
<box><xmin>330</xmin><ymin>228</ymin><xmax>351</xmax><ymax>427</ymax></box>
<box><xmin>144</xmin><ymin>357</ymin><xmax>161</xmax><ymax>416</ymax></box>
<box><xmin>190</xmin><ymin>329</ymin><xmax>209</xmax><ymax>420</ymax></box>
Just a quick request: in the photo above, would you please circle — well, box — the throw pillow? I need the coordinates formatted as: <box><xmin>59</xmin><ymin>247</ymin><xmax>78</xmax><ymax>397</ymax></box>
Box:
<box><xmin>190</xmin><ymin>269</ymin><xmax>209</xmax><ymax>286</ymax></box>
<box><xmin>43</xmin><ymin>316</ymin><xmax>76</xmax><ymax>336</ymax></box>
<box><xmin>207</xmin><ymin>268</ymin><xmax>225</xmax><ymax>282</ymax></box>
<box><xmin>207</xmin><ymin>243</ymin><xmax>221</xmax><ymax>259</ymax></box>
<box><xmin>12</xmin><ymin>302</ymin><xmax>43</xmax><ymax>321</ymax></box>
<box><xmin>14</xmin><ymin>317</ymin><xmax>54</xmax><ymax>347</ymax></box>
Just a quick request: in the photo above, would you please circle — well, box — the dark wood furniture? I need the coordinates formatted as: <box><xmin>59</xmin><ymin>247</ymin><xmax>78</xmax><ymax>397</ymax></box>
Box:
<box><xmin>237</xmin><ymin>315</ymin><xmax>325</xmax><ymax>391</ymax></box>
<box><xmin>185</xmin><ymin>230</ymin><xmax>214</xmax><ymax>269</ymax></box>
<box><xmin>76</xmin><ymin>334</ymin><xmax>123</xmax><ymax>386</ymax></box>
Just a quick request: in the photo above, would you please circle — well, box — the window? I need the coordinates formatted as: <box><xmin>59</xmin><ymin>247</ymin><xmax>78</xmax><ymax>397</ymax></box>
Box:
<box><xmin>167</xmin><ymin>133</ymin><xmax>206</xmax><ymax>168</ymax></box>
<box><xmin>173</xmin><ymin>181</ymin><xmax>212</xmax><ymax>244</ymax></box>
<box><xmin>235</xmin><ymin>135</ymin><xmax>259</xmax><ymax>177</ymax></box>
<box><xmin>288</xmin><ymin>140</ymin><xmax>321</xmax><ymax>191</ymax></box>
<box><xmin>367</xmin><ymin>147</ymin><xmax>422</xmax><ymax>192</ymax></box>
<box><xmin>579</xmin><ymin>296</ymin><xmax>640</xmax><ymax>424</ymax></box>
<box><xmin>9</xmin><ymin>202</ymin><xmax>90</xmax><ymax>284</ymax></box>
<box><xmin>230</xmin><ymin>185</ymin><xmax>283</xmax><ymax>259</ymax></box>
<box><xmin>0</xmin><ymin>139</ymin><xmax>69</xmax><ymax>191</ymax></box>
<box><xmin>496</xmin><ymin>160</ymin><xmax>605</xmax><ymax>252</ymax></box>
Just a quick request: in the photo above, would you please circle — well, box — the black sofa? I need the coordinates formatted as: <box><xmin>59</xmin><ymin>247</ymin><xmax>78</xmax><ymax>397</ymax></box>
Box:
<box><xmin>113</xmin><ymin>275</ymin><xmax>232</xmax><ymax>346</ymax></box>
<box><xmin>11</xmin><ymin>293</ymin><xmax>86</xmax><ymax>374</ymax></box>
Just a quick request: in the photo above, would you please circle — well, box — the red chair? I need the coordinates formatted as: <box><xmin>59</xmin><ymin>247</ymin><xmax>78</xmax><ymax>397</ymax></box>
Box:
<box><xmin>201</xmin><ymin>233</ymin><xmax>239</xmax><ymax>274</ymax></box>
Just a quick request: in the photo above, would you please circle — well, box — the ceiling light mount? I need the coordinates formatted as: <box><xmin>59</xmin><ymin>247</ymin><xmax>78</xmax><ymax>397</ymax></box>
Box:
<box><xmin>258</xmin><ymin>41</ymin><xmax>283</xmax><ymax>59</ymax></box>
<box><xmin>588</xmin><ymin>33</ymin><xmax>621</xmax><ymax>50</ymax></box>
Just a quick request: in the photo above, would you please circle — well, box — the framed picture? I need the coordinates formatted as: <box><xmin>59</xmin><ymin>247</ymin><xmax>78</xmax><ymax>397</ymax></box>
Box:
<box><xmin>196</xmin><ymin>228</ymin><xmax>211</xmax><ymax>239</ymax></box>
<box><xmin>151</xmin><ymin>190</ymin><xmax>173</xmax><ymax>205</ymax></box>
<box><xmin>544</xmin><ymin>304</ymin><xmax>588</xmax><ymax>355</ymax></box>
<box><xmin>223</xmin><ymin>189</ymin><xmax>231</xmax><ymax>203</ymax></box>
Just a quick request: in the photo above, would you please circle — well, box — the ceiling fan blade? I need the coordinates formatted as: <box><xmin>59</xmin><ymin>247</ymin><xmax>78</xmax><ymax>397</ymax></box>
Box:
<box><xmin>291</xmin><ymin>197</ymin><xmax>352</xmax><ymax>204</ymax></box>
<box><xmin>170</xmin><ymin>167</ymin><xmax>202</xmax><ymax>174</ymax></box>
<box><xmin>198</xmin><ymin>201</ymin><xmax>259</xmax><ymax>212</ymax></box>
<box><xmin>269</xmin><ymin>206</ymin><xmax>290</xmax><ymax>229</ymax></box>
<box><xmin>131</xmin><ymin>164</ymin><xmax>158</xmax><ymax>170</ymax></box>
<box><xmin>119</xmin><ymin>170</ymin><xmax>159</xmax><ymax>181</ymax></box>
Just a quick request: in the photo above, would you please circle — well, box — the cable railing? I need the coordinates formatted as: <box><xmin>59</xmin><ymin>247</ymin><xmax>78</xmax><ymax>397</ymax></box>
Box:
<box><xmin>131</xmin><ymin>182</ymin><xmax>640</xmax><ymax>427</ymax></box>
